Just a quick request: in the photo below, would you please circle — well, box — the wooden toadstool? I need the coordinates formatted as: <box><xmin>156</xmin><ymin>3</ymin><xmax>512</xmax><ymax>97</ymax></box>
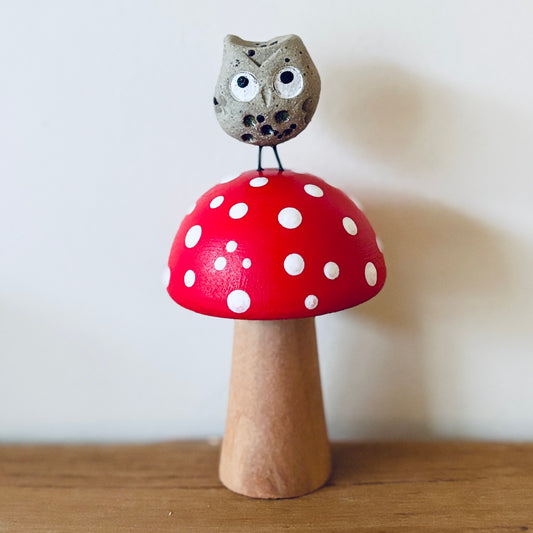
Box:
<box><xmin>166</xmin><ymin>168</ymin><xmax>386</xmax><ymax>498</ymax></box>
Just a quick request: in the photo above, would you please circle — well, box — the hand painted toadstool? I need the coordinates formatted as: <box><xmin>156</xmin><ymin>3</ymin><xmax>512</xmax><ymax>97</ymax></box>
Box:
<box><xmin>166</xmin><ymin>168</ymin><xmax>385</xmax><ymax>498</ymax></box>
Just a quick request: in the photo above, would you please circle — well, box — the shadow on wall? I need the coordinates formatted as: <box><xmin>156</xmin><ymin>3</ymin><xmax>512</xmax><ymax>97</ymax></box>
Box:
<box><xmin>319</xmin><ymin>62</ymin><xmax>533</xmax><ymax>439</ymax></box>
<box><xmin>322</xmin><ymin>60</ymin><xmax>533</xmax><ymax>195</ymax></box>
<box><xmin>323</xmin><ymin>195</ymin><xmax>512</xmax><ymax>439</ymax></box>
<box><xmin>321</xmin><ymin>62</ymin><xmax>461</xmax><ymax>174</ymax></box>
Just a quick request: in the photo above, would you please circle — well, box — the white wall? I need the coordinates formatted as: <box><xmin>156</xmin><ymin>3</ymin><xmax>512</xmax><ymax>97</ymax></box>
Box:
<box><xmin>1</xmin><ymin>1</ymin><xmax>532</xmax><ymax>442</ymax></box>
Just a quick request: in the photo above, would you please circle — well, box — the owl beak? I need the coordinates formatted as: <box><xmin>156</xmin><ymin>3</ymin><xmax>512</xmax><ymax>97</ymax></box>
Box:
<box><xmin>260</xmin><ymin>87</ymin><xmax>272</xmax><ymax>107</ymax></box>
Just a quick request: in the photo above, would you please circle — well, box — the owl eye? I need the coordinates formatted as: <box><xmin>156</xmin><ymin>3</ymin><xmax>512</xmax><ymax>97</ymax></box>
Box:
<box><xmin>230</xmin><ymin>72</ymin><xmax>259</xmax><ymax>102</ymax></box>
<box><xmin>274</xmin><ymin>66</ymin><xmax>303</xmax><ymax>99</ymax></box>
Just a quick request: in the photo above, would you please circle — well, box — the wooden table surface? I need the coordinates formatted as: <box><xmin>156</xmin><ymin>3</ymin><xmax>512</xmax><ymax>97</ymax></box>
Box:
<box><xmin>0</xmin><ymin>441</ymin><xmax>531</xmax><ymax>532</ymax></box>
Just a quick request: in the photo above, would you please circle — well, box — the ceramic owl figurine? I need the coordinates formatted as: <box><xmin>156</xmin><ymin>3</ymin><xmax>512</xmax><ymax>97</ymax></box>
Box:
<box><xmin>214</xmin><ymin>34</ymin><xmax>321</xmax><ymax>170</ymax></box>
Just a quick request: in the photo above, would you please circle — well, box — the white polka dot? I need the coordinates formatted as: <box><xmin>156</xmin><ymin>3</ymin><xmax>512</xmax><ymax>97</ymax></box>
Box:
<box><xmin>250</xmin><ymin>177</ymin><xmax>268</xmax><ymax>187</ymax></box>
<box><xmin>324</xmin><ymin>262</ymin><xmax>340</xmax><ymax>280</ymax></box>
<box><xmin>278</xmin><ymin>207</ymin><xmax>302</xmax><ymax>229</ymax></box>
<box><xmin>227</xmin><ymin>290</ymin><xmax>251</xmax><ymax>313</ymax></box>
<box><xmin>210</xmin><ymin>195</ymin><xmax>224</xmax><ymax>208</ymax></box>
<box><xmin>305</xmin><ymin>295</ymin><xmax>318</xmax><ymax>310</ymax></box>
<box><xmin>351</xmin><ymin>196</ymin><xmax>365</xmax><ymax>211</ymax></box>
<box><xmin>186</xmin><ymin>203</ymin><xmax>196</xmax><ymax>215</ymax></box>
<box><xmin>229</xmin><ymin>202</ymin><xmax>248</xmax><ymax>219</ymax></box>
<box><xmin>284</xmin><ymin>253</ymin><xmax>305</xmax><ymax>276</ymax></box>
<box><xmin>184</xmin><ymin>270</ymin><xmax>195</xmax><ymax>287</ymax></box>
<box><xmin>214</xmin><ymin>257</ymin><xmax>227</xmax><ymax>270</ymax></box>
<box><xmin>343</xmin><ymin>217</ymin><xmax>358</xmax><ymax>235</ymax></box>
<box><xmin>304</xmin><ymin>184</ymin><xmax>324</xmax><ymax>197</ymax></box>
<box><xmin>365</xmin><ymin>262</ymin><xmax>378</xmax><ymax>286</ymax></box>
<box><xmin>226</xmin><ymin>241</ymin><xmax>237</xmax><ymax>252</ymax></box>
<box><xmin>242</xmin><ymin>258</ymin><xmax>252</xmax><ymax>269</ymax></box>
<box><xmin>376</xmin><ymin>237</ymin><xmax>384</xmax><ymax>252</ymax></box>
<box><xmin>162</xmin><ymin>266</ymin><xmax>171</xmax><ymax>288</ymax></box>
<box><xmin>185</xmin><ymin>225</ymin><xmax>202</xmax><ymax>248</ymax></box>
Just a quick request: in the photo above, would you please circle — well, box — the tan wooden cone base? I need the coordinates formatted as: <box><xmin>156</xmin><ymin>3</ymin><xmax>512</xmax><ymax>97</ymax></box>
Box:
<box><xmin>219</xmin><ymin>318</ymin><xmax>331</xmax><ymax>499</ymax></box>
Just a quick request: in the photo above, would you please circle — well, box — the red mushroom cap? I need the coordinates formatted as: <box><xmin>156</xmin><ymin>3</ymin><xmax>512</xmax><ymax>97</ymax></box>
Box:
<box><xmin>166</xmin><ymin>169</ymin><xmax>386</xmax><ymax>320</ymax></box>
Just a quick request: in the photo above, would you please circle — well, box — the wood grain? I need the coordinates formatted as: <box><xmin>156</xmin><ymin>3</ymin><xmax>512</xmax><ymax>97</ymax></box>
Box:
<box><xmin>221</xmin><ymin>318</ymin><xmax>330</xmax><ymax>498</ymax></box>
<box><xmin>0</xmin><ymin>441</ymin><xmax>532</xmax><ymax>532</ymax></box>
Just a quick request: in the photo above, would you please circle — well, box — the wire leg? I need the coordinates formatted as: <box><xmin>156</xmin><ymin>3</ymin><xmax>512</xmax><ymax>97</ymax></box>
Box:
<box><xmin>272</xmin><ymin>145</ymin><xmax>284</xmax><ymax>171</ymax></box>
<box><xmin>257</xmin><ymin>146</ymin><xmax>263</xmax><ymax>171</ymax></box>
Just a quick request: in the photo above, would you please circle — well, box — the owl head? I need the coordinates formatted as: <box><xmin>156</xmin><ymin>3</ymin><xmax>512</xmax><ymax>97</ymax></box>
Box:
<box><xmin>214</xmin><ymin>34</ymin><xmax>321</xmax><ymax>147</ymax></box>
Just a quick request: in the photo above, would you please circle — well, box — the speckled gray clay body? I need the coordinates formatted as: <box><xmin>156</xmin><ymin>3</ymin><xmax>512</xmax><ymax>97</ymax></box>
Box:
<box><xmin>214</xmin><ymin>34</ymin><xmax>321</xmax><ymax>147</ymax></box>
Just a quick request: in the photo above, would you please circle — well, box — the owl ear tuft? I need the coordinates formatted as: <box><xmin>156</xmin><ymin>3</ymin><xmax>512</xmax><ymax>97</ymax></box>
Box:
<box><xmin>224</xmin><ymin>35</ymin><xmax>246</xmax><ymax>48</ymax></box>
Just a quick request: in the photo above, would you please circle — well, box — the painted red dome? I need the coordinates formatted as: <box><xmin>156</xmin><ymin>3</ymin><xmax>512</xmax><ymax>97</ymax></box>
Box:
<box><xmin>166</xmin><ymin>169</ymin><xmax>386</xmax><ymax>319</ymax></box>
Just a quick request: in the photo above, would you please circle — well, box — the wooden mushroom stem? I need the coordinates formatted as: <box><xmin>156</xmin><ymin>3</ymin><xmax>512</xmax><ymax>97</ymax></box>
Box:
<box><xmin>219</xmin><ymin>317</ymin><xmax>331</xmax><ymax>499</ymax></box>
